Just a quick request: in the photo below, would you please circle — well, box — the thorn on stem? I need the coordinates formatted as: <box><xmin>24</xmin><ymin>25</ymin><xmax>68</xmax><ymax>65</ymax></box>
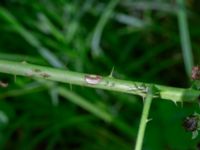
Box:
<box><xmin>172</xmin><ymin>100</ymin><xmax>178</xmax><ymax>106</ymax></box>
<box><xmin>109</xmin><ymin>66</ymin><xmax>115</xmax><ymax>78</ymax></box>
<box><xmin>142</xmin><ymin>96</ymin><xmax>145</xmax><ymax>103</ymax></box>
<box><xmin>146</xmin><ymin>118</ymin><xmax>152</xmax><ymax>123</ymax></box>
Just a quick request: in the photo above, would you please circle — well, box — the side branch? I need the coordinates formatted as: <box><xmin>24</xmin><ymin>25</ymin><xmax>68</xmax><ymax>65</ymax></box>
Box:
<box><xmin>134</xmin><ymin>86</ymin><xmax>154</xmax><ymax>150</ymax></box>
<box><xmin>0</xmin><ymin>60</ymin><xmax>199</xmax><ymax>102</ymax></box>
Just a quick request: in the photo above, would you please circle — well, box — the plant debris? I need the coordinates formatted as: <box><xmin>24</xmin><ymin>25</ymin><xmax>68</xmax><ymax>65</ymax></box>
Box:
<box><xmin>0</xmin><ymin>81</ymin><xmax>8</xmax><ymax>88</ymax></box>
<box><xmin>183</xmin><ymin>113</ymin><xmax>200</xmax><ymax>139</ymax></box>
<box><xmin>192</xmin><ymin>66</ymin><xmax>200</xmax><ymax>80</ymax></box>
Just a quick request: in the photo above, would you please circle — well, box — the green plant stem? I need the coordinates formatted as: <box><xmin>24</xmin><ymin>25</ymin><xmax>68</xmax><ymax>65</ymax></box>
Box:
<box><xmin>134</xmin><ymin>86</ymin><xmax>153</xmax><ymax>150</ymax></box>
<box><xmin>0</xmin><ymin>59</ymin><xmax>199</xmax><ymax>102</ymax></box>
<box><xmin>177</xmin><ymin>0</ymin><xmax>194</xmax><ymax>76</ymax></box>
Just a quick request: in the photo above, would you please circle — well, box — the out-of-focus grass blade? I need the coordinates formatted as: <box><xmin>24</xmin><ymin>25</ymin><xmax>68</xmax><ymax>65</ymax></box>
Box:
<box><xmin>59</xmin><ymin>87</ymin><xmax>113</xmax><ymax>122</ymax></box>
<box><xmin>27</xmin><ymin>115</ymin><xmax>94</xmax><ymax>150</ymax></box>
<box><xmin>177</xmin><ymin>0</ymin><xmax>194</xmax><ymax>76</ymax></box>
<box><xmin>0</xmin><ymin>82</ymin><xmax>46</xmax><ymax>99</ymax></box>
<box><xmin>121</xmin><ymin>1</ymin><xmax>178</xmax><ymax>14</ymax></box>
<box><xmin>36</xmin><ymin>13</ymin><xmax>66</xmax><ymax>43</ymax></box>
<box><xmin>114</xmin><ymin>13</ymin><xmax>148</xmax><ymax>28</ymax></box>
<box><xmin>0</xmin><ymin>110</ymin><xmax>9</xmax><ymax>127</ymax></box>
<box><xmin>63</xmin><ymin>0</ymin><xmax>94</xmax><ymax>43</ymax></box>
<box><xmin>91</xmin><ymin>0</ymin><xmax>120</xmax><ymax>57</ymax></box>
<box><xmin>0</xmin><ymin>114</ymin><xmax>30</xmax><ymax>150</ymax></box>
<box><xmin>125</xmin><ymin>44</ymin><xmax>173</xmax><ymax>72</ymax></box>
<box><xmin>0</xmin><ymin>7</ymin><xmax>65</xmax><ymax>68</ymax></box>
<box><xmin>141</xmin><ymin>59</ymin><xmax>179</xmax><ymax>80</ymax></box>
<box><xmin>49</xmin><ymin>86</ymin><xmax>59</xmax><ymax>106</ymax></box>
<box><xmin>37</xmin><ymin>47</ymin><xmax>65</xmax><ymax>68</ymax></box>
<box><xmin>58</xmin><ymin>87</ymin><xmax>134</xmax><ymax>138</ymax></box>
<box><xmin>0</xmin><ymin>52</ymin><xmax>47</xmax><ymax>64</ymax></box>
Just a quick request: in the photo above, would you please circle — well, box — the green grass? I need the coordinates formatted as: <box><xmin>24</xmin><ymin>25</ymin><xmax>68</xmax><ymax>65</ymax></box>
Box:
<box><xmin>0</xmin><ymin>0</ymin><xmax>200</xmax><ymax>150</ymax></box>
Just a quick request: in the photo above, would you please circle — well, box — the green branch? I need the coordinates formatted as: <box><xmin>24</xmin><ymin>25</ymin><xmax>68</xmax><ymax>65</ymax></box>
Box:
<box><xmin>0</xmin><ymin>59</ymin><xmax>199</xmax><ymax>102</ymax></box>
<box><xmin>134</xmin><ymin>86</ymin><xmax>153</xmax><ymax>150</ymax></box>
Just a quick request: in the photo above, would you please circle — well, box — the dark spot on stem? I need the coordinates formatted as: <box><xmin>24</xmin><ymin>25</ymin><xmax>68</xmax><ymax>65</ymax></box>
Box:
<box><xmin>33</xmin><ymin>68</ymin><xmax>41</xmax><ymax>72</ymax></box>
<box><xmin>40</xmin><ymin>73</ymin><xmax>50</xmax><ymax>78</ymax></box>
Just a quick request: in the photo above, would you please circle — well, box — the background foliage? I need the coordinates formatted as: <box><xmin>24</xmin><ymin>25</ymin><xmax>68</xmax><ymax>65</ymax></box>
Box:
<box><xmin>0</xmin><ymin>0</ymin><xmax>200</xmax><ymax>149</ymax></box>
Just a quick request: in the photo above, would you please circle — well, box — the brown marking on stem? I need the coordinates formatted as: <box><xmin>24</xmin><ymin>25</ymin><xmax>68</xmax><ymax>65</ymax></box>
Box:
<box><xmin>40</xmin><ymin>72</ymin><xmax>50</xmax><ymax>78</ymax></box>
<box><xmin>33</xmin><ymin>68</ymin><xmax>41</xmax><ymax>73</ymax></box>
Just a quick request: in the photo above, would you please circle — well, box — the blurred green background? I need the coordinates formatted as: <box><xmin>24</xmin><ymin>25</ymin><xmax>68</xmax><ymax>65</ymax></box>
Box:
<box><xmin>0</xmin><ymin>0</ymin><xmax>200</xmax><ymax>149</ymax></box>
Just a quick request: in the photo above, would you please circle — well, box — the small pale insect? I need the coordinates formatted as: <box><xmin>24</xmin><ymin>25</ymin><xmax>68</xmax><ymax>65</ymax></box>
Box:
<box><xmin>85</xmin><ymin>75</ymin><xmax>102</xmax><ymax>85</ymax></box>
